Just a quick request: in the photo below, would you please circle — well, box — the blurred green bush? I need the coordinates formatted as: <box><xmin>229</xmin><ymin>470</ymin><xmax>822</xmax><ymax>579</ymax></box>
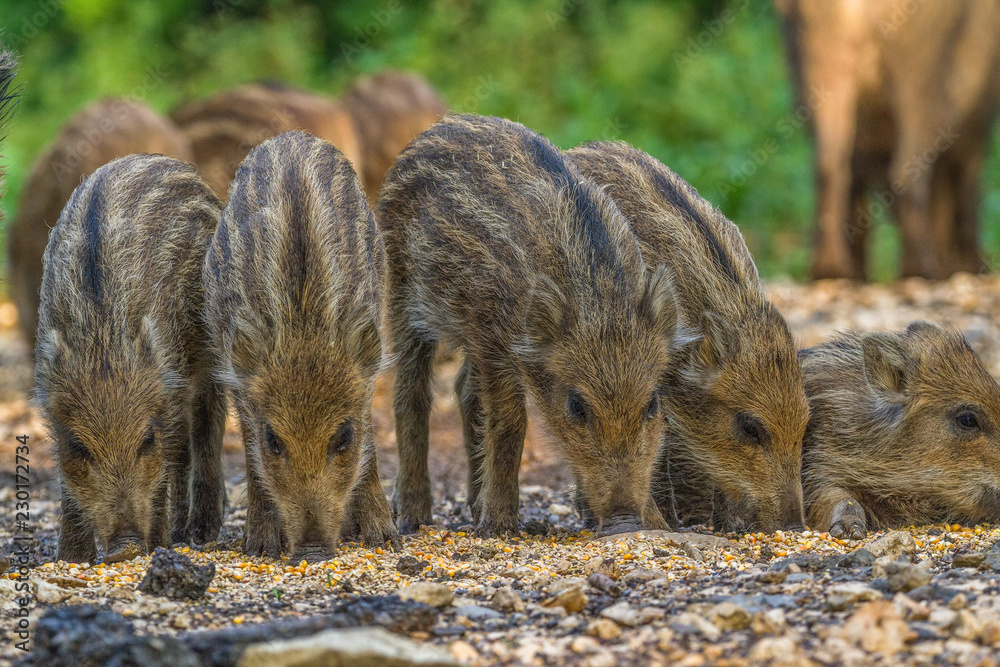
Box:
<box><xmin>1</xmin><ymin>0</ymin><xmax>998</xmax><ymax>281</ymax></box>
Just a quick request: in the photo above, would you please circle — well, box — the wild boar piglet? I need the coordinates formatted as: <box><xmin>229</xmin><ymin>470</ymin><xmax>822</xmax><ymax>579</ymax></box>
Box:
<box><xmin>380</xmin><ymin>114</ymin><xmax>679</xmax><ymax>538</ymax></box>
<box><xmin>801</xmin><ymin>321</ymin><xmax>1000</xmax><ymax>537</ymax></box>
<box><xmin>204</xmin><ymin>130</ymin><xmax>398</xmax><ymax>559</ymax></box>
<box><xmin>35</xmin><ymin>154</ymin><xmax>225</xmax><ymax>563</ymax></box>
<box><xmin>567</xmin><ymin>142</ymin><xmax>809</xmax><ymax>534</ymax></box>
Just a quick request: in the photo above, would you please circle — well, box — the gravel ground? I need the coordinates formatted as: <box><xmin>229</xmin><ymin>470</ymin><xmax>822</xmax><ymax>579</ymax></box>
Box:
<box><xmin>3</xmin><ymin>275</ymin><xmax>1000</xmax><ymax>666</ymax></box>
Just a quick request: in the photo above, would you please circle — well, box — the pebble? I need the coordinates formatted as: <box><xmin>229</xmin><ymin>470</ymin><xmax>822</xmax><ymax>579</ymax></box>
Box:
<box><xmin>752</xmin><ymin>609</ymin><xmax>787</xmax><ymax>636</ymax></box>
<box><xmin>586</xmin><ymin>572</ymin><xmax>620</xmax><ymax>595</ymax></box>
<box><xmin>583</xmin><ymin>557</ymin><xmax>621</xmax><ymax>580</ymax></box>
<box><xmin>397</xmin><ymin>582</ymin><xmax>454</xmax><ymax>608</ymax></box>
<box><xmin>949</xmin><ymin>609</ymin><xmax>983</xmax><ymax>641</ymax></box>
<box><xmin>489</xmin><ymin>587</ymin><xmax>525</xmax><ymax>613</ymax></box>
<box><xmin>951</xmin><ymin>551</ymin><xmax>985</xmax><ymax>568</ymax></box>
<box><xmin>709</xmin><ymin>601</ymin><xmax>752</xmax><ymax>631</ymax></box>
<box><xmin>571</xmin><ymin>635</ymin><xmax>600</xmax><ymax>654</ymax></box>
<box><xmin>670</xmin><ymin>612</ymin><xmax>721</xmax><ymax>641</ymax></box>
<box><xmin>621</xmin><ymin>568</ymin><xmax>666</xmax><ymax>585</ymax></box>
<box><xmin>587</xmin><ymin>618</ymin><xmax>622</xmax><ymax>641</ymax></box>
<box><xmin>548</xmin><ymin>503</ymin><xmax>572</xmax><ymax>516</ymax></box>
<box><xmin>839</xmin><ymin>601</ymin><xmax>913</xmax><ymax>654</ymax></box>
<box><xmin>450</xmin><ymin>640</ymin><xmax>479</xmax><ymax>662</ymax></box>
<box><xmin>240</xmin><ymin>627</ymin><xmax>459</xmax><ymax>667</ymax></box>
<box><xmin>867</xmin><ymin>531</ymin><xmax>917</xmax><ymax>560</ymax></box>
<box><xmin>599</xmin><ymin>602</ymin><xmax>641</xmax><ymax>627</ymax></box>
<box><xmin>827</xmin><ymin>582</ymin><xmax>883</xmax><ymax>611</ymax></box>
<box><xmin>396</xmin><ymin>555</ymin><xmax>430</xmax><ymax>576</ymax></box>
<box><xmin>454</xmin><ymin>605</ymin><xmax>503</xmax><ymax>622</ymax></box>
<box><xmin>542</xmin><ymin>585</ymin><xmax>587</xmax><ymax>613</ymax></box>
<box><xmin>884</xmin><ymin>560</ymin><xmax>932</xmax><ymax>593</ymax></box>
<box><xmin>838</xmin><ymin>548</ymin><xmax>875</xmax><ymax>569</ymax></box>
<box><xmin>137</xmin><ymin>548</ymin><xmax>214</xmax><ymax>601</ymax></box>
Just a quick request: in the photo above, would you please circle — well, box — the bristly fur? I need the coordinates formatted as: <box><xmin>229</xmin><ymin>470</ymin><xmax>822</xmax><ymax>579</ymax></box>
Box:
<box><xmin>566</xmin><ymin>141</ymin><xmax>809</xmax><ymax>533</ymax></box>
<box><xmin>204</xmin><ymin>130</ymin><xmax>399</xmax><ymax>558</ymax></box>
<box><xmin>801</xmin><ymin>321</ymin><xmax>1000</xmax><ymax>536</ymax></box>
<box><xmin>171</xmin><ymin>83</ymin><xmax>363</xmax><ymax>199</ymax></box>
<box><xmin>34</xmin><ymin>154</ymin><xmax>225</xmax><ymax>563</ymax></box>
<box><xmin>9</xmin><ymin>98</ymin><xmax>192</xmax><ymax>353</ymax></box>
<box><xmin>380</xmin><ymin>114</ymin><xmax>679</xmax><ymax>538</ymax></box>
<box><xmin>341</xmin><ymin>70</ymin><xmax>447</xmax><ymax>202</ymax></box>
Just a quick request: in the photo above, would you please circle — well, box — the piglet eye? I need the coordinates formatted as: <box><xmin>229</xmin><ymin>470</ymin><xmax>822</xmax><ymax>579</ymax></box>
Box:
<box><xmin>264</xmin><ymin>423</ymin><xmax>285</xmax><ymax>456</ymax></box>
<box><xmin>328</xmin><ymin>422</ymin><xmax>355</xmax><ymax>457</ymax></box>
<box><xmin>566</xmin><ymin>391</ymin><xmax>587</xmax><ymax>422</ymax></box>
<box><xmin>645</xmin><ymin>395</ymin><xmax>659</xmax><ymax>420</ymax></box>
<box><xmin>66</xmin><ymin>433</ymin><xmax>91</xmax><ymax>461</ymax></box>
<box><xmin>956</xmin><ymin>411</ymin><xmax>980</xmax><ymax>431</ymax></box>
<box><xmin>737</xmin><ymin>413</ymin><xmax>765</xmax><ymax>444</ymax></box>
<box><xmin>138</xmin><ymin>425</ymin><xmax>156</xmax><ymax>456</ymax></box>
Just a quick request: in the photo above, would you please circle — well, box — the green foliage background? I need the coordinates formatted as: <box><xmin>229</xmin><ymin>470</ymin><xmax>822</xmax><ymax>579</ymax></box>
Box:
<box><xmin>2</xmin><ymin>0</ymin><xmax>999</xmax><ymax>281</ymax></box>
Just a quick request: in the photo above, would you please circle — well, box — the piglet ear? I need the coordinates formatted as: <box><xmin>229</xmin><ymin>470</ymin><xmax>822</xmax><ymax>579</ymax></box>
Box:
<box><xmin>343</xmin><ymin>304</ymin><xmax>382</xmax><ymax>375</ymax></box>
<box><xmin>640</xmin><ymin>265</ymin><xmax>678</xmax><ymax>340</ymax></box>
<box><xmin>861</xmin><ymin>332</ymin><xmax>910</xmax><ymax>398</ymax></box>
<box><xmin>697</xmin><ymin>311</ymin><xmax>739</xmax><ymax>367</ymax></box>
<box><xmin>136</xmin><ymin>316</ymin><xmax>168</xmax><ymax>369</ymax></box>
<box><xmin>905</xmin><ymin>320</ymin><xmax>946</xmax><ymax>337</ymax></box>
<box><xmin>525</xmin><ymin>274</ymin><xmax>572</xmax><ymax>347</ymax></box>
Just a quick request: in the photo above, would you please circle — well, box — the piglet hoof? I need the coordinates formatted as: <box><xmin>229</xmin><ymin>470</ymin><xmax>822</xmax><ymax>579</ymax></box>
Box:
<box><xmin>474</xmin><ymin>515</ymin><xmax>518</xmax><ymax>539</ymax></box>
<box><xmin>830</xmin><ymin>519</ymin><xmax>866</xmax><ymax>540</ymax></box>
<box><xmin>362</xmin><ymin>521</ymin><xmax>403</xmax><ymax>551</ymax></box>
<box><xmin>242</xmin><ymin>527</ymin><xmax>284</xmax><ymax>558</ymax></box>
<box><xmin>395</xmin><ymin>515</ymin><xmax>426</xmax><ymax>535</ymax></box>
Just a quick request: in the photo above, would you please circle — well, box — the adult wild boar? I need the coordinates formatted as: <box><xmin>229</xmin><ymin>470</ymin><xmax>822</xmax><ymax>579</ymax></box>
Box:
<box><xmin>8</xmin><ymin>99</ymin><xmax>192</xmax><ymax>351</ymax></box>
<box><xmin>35</xmin><ymin>154</ymin><xmax>225</xmax><ymax>563</ymax></box>
<box><xmin>204</xmin><ymin>131</ymin><xmax>398</xmax><ymax>558</ymax></box>
<box><xmin>776</xmin><ymin>0</ymin><xmax>1000</xmax><ymax>280</ymax></box>
<box><xmin>801</xmin><ymin>321</ymin><xmax>1000</xmax><ymax>537</ymax></box>
<box><xmin>567</xmin><ymin>141</ymin><xmax>809</xmax><ymax>533</ymax></box>
<box><xmin>380</xmin><ymin>114</ymin><xmax>678</xmax><ymax>538</ymax></box>
<box><xmin>171</xmin><ymin>83</ymin><xmax>363</xmax><ymax>198</ymax></box>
